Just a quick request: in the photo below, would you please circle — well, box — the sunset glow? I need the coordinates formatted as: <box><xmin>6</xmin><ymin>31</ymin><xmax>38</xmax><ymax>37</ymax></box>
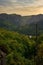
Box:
<box><xmin>0</xmin><ymin>0</ymin><xmax>43</xmax><ymax>16</ymax></box>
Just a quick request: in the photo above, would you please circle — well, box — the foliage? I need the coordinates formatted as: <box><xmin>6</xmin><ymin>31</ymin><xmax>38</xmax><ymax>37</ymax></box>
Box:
<box><xmin>0</xmin><ymin>28</ymin><xmax>43</xmax><ymax>65</ymax></box>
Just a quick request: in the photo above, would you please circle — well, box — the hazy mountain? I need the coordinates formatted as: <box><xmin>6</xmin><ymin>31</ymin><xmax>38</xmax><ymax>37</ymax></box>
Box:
<box><xmin>0</xmin><ymin>13</ymin><xmax>43</xmax><ymax>35</ymax></box>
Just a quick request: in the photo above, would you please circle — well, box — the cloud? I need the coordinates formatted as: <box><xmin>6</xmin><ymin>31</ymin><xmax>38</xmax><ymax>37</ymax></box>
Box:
<box><xmin>34</xmin><ymin>0</ymin><xmax>43</xmax><ymax>6</ymax></box>
<box><xmin>0</xmin><ymin>5</ymin><xmax>43</xmax><ymax>16</ymax></box>
<box><xmin>0</xmin><ymin>0</ymin><xmax>43</xmax><ymax>15</ymax></box>
<box><xmin>0</xmin><ymin>0</ymin><xmax>11</xmax><ymax>6</ymax></box>
<box><xmin>0</xmin><ymin>0</ymin><xmax>43</xmax><ymax>6</ymax></box>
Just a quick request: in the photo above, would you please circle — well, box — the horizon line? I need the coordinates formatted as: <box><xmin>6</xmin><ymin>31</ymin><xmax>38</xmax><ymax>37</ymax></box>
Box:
<box><xmin>0</xmin><ymin>13</ymin><xmax>43</xmax><ymax>16</ymax></box>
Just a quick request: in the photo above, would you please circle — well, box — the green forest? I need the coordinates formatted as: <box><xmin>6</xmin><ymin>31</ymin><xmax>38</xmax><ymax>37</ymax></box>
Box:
<box><xmin>0</xmin><ymin>28</ymin><xmax>43</xmax><ymax>65</ymax></box>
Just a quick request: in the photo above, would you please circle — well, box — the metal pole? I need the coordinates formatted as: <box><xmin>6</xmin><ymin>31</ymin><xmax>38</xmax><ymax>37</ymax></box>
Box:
<box><xmin>36</xmin><ymin>23</ymin><xmax>38</xmax><ymax>43</ymax></box>
<box><xmin>34</xmin><ymin>23</ymin><xmax>38</xmax><ymax>65</ymax></box>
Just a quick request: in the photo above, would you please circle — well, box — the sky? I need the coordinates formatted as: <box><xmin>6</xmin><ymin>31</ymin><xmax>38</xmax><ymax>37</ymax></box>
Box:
<box><xmin>0</xmin><ymin>0</ymin><xmax>43</xmax><ymax>16</ymax></box>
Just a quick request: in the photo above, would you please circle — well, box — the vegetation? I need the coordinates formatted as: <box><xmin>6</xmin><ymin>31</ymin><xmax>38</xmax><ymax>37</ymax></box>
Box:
<box><xmin>0</xmin><ymin>13</ymin><xmax>43</xmax><ymax>35</ymax></box>
<box><xmin>0</xmin><ymin>28</ymin><xmax>43</xmax><ymax>65</ymax></box>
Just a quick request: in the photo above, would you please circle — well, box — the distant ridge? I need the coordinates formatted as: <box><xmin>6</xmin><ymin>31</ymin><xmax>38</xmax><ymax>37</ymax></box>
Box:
<box><xmin>0</xmin><ymin>13</ymin><xmax>43</xmax><ymax>35</ymax></box>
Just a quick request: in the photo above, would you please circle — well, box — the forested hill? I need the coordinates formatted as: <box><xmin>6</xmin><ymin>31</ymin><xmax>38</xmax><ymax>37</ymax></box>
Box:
<box><xmin>0</xmin><ymin>13</ymin><xmax>43</xmax><ymax>35</ymax></box>
<box><xmin>0</xmin><ymin>29</ymin><xmax>43</xmax><ymax>65</ymax></box>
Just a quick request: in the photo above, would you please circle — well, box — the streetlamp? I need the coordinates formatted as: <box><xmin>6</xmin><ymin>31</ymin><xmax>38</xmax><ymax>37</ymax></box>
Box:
<box><xmin>35</xmin><ymin>23</ymin><xmax>38</xmax><ymax>43</ymax></box>
<box><xmin>34</xmin><ymin>23</ymin><xmax>38</xmax><ymax>65</ymax></box>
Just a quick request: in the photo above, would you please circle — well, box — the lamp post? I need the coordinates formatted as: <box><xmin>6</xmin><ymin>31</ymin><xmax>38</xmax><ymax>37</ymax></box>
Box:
<box><xmin>34</xmin><ymin>23</ymin><xmax>38</xmax><ymax>65</ymax></box>
<box><xmin>35</xmin><ymin>23</ymin><xmax>38</xmax><ymax>46</ymax></box>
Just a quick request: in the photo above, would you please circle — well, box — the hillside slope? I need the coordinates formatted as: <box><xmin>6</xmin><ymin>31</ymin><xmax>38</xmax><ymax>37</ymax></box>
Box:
<box><xmin>0</xmin><ymin>29</ymin><xmax>43</xmax><ymax>65</ymax></box>
<box><xmin>0</xmin><ymin>13</ymin><xmax>43</xmax><ymax>35</ymax></box>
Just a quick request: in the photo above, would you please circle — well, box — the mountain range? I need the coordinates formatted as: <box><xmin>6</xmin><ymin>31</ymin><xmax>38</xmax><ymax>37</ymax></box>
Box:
<box><xmin>0</xmin><ymin>13</ymin><xmax>43</xmax><ymax>35</ymax></box>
